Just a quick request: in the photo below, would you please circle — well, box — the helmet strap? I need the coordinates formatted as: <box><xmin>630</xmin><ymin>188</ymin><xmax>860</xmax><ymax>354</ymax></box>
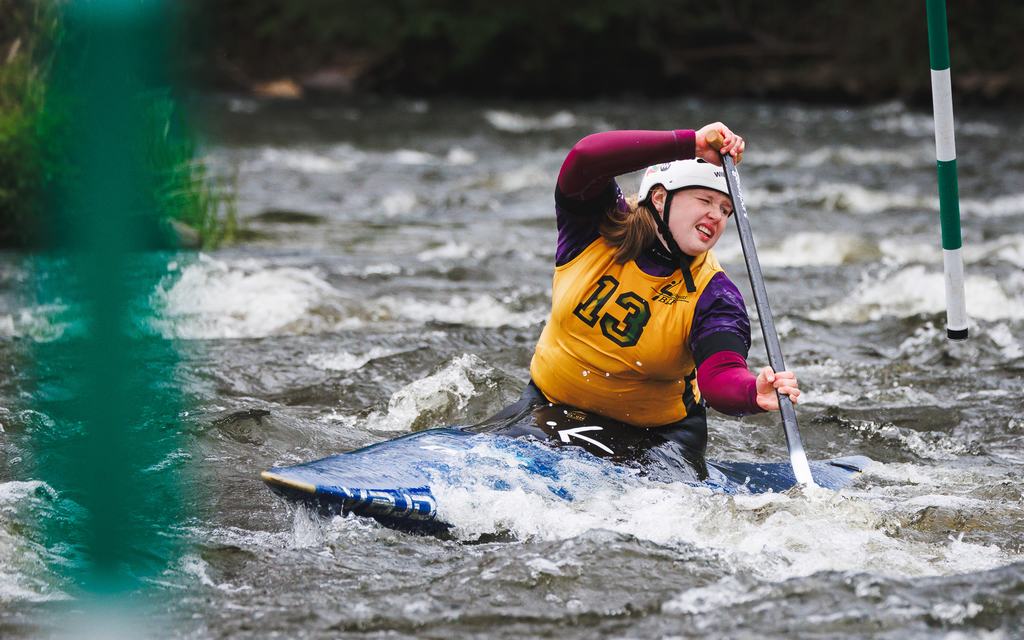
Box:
<box><xmin>649</xmin><ymin>190</ymin><xmax>696</xmax><ymax>293</ymax></box>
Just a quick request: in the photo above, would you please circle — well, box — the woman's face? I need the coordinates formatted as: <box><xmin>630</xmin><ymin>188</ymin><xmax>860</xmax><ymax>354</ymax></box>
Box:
<box><xmin>652</xmin><ymin>187</ymin><xmax>733</xmax><ymax>256</ymax></box>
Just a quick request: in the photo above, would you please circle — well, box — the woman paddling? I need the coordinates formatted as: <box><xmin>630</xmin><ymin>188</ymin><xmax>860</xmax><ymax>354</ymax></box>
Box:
<box><xmin>473</xmin><ymin>124</ymin><xmax>800</xmax><ymax>480</ymax></box>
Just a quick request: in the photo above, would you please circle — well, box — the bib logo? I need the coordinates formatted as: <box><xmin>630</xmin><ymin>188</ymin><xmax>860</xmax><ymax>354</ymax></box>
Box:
<box><xmin>651</xmin><ymin>280</ymin><xmax>689</xmax><ymax>305</ymax></box>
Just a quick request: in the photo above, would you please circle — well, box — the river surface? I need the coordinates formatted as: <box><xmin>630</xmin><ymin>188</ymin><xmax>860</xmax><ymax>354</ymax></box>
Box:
<box><xmin>2</xmin><ymin>97</ymin><xmax>1024</xmax><ymax>638</ymax></box>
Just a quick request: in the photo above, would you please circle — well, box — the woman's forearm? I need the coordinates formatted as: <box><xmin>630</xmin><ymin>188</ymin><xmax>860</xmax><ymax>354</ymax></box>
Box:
<box><xmin>557</xmin><ymin>129</ymin><xmax>696</xmax><ymax>201</ymax></box>
<box><xmin>696</xmin><ymin>350</ymin><xmax>763</xmax><ymax>416</ymax></box>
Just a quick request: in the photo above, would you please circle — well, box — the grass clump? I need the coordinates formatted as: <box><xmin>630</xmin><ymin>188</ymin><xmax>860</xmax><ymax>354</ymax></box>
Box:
<box><xmin>0</xmin><ymin>0</ymin><xmax>236</xmax><ymax>250</ymax></box>
<box><xmin>147</xmin><ymin>96</ymin><xmax>237</xmax><ymax>250</ymax></box>
<box><xmin>0</xmin><ymin>0</ymin><xmax>61</xmax><ymax>247</ymax></box>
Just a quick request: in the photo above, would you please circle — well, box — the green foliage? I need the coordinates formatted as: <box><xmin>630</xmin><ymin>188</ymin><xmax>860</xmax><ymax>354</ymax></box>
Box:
<box><xmin>0</xmin><ymin>0</ymin><xmax>61</xmax><ymax>246</ymax></box>
<box><xmin>0</xmin><ymin>0</ymin><xmax>236</xmax><ymax>250</ymax></box>
<box><xmin>0</xmin><ymin>59</ymin><xmax>42</xmax><ymax>245</ymax></box>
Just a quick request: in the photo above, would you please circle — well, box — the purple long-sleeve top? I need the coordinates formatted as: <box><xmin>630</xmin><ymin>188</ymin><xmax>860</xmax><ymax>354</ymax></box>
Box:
<box><xmin>552</xmin><ymin>129</ymin><xmax>762</xmax><ymax>417</ymax></box>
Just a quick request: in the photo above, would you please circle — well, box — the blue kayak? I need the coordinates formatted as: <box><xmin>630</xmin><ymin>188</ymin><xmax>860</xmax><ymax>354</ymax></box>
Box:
<box><xmin>262</xmin><ymin>426</ymin><xmax>870</xmax><ymax>535</ymax></box>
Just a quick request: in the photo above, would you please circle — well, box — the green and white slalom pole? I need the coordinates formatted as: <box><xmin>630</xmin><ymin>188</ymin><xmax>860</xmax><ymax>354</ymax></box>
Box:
<box><xmin>926</xmin><ymin>0</ymin><xmax>969</xmax><ymax>341</ymax></box>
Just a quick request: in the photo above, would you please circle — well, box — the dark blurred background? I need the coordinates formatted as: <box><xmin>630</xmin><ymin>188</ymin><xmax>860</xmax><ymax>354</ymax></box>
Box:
<box><xmin>180</xmin><ymin>0</ymin><xmax>1022</xmax><ymax>103</ymax></box>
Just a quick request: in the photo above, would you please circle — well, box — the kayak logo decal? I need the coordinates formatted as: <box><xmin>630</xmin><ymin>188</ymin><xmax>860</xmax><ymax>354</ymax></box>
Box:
<box><xmin>558</xmin><ymin>426</ymin><xmax>614</xmax><ymax>455</ymax></box>
<box><xmin>336</xmin><ymin>487</ymin><xmax>437</xmax><ymax>521</ymax></box>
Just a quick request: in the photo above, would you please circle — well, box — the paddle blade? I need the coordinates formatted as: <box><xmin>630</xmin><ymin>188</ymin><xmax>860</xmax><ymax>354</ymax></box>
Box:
<box><xmin>707</xmin><ymin>455</ymin><xmax>872</xmax><ymax>493</ymax></box>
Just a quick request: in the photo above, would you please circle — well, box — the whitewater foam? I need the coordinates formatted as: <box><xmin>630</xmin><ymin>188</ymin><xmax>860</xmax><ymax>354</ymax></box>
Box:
<box><xmin>755</xmin><ymin>145</ymin><xmax>933</xmax><ymax>169</ymax></box>
<box><xmin>987</xmin><ymin>324</ymin><xmax>1023</xmax><ymax>359</ymax></box>
<box><xmin>880</xmin><ymin>235</ymin><xmax>1024</xmax><ymax>268</ymax></box>
<box><xmin>431</xmin><ymin>452</ymin><xmax>1014</xmax><ymax>581</ymax></box>
<box><xmin>335</xmin><ymin>354</ymin><xmax>500</xmax><ymax>432</ymax></box>
<box><xmin>249</xmin><ymin>146</ymin><xmax>360</xmax><ymax>174</ymax></box>
<box><xmin>747</xmin><ymin>182</ymin><xmax>931</xmax><ymax>214</ymax></box>
<box><xmin>380</xmin><ymin>191</ymin><xmax>419</xmax><ymax>217</ymax></box>
<box><xmin>416</xmin><ymin>241</ymin><xmax>487</xmax><ymax>262</ymax></box>
<box><xmin>726</xmin><ymin>232</ymin><xmax>880</xmax><ymax>267</ymax></box>
<box><xmin>860</xmin><ymin>104</ymin><xmax>1009</xmax><ymax>138</ymax></box>
<box><xmin>961</xmin><ymin>193</ymin><xmax>1024</xmax><ymax>218</ymax></box>
<box><xmin>855</xmin><ymin>420</ymin><xmax>972</xmax><ymax>460</ymax></box>
<box><xmin>483</xmin><ymin>110</ymin><xmax>577</xmax><ymax>133</ymax></box>
<box><xmin>391</xmin><ymin>149</ymin><xmax>435</xmax><ymax>165</ymax></box>
<box><xmin>446</xmin><ymin>147</ymin><xmax>477</xmax><ymax>165</ymax></box>
<box><xmin>494</xmin><ymin>165</ymin><xmax>550</xmax><ymax>192</ymax></box>
<box><xmin>662</xmin><ymin>576</ymin><xmax>767</xmax><ymax>615</ymax></box>
<box><xmin>809</xmin><ymin>266</ymin><xmax>1024</xmax><ymax>323</ymax></box>
<box><xmin>378</xmin><ymin>293</ymin><xmax>545</xmax><ymax>328</ymax></box>
<box><xmin>799</xmin><ymin>388</ymin><xmax>860</xmax><ymax>407</ymax></box>
<box><xmin>306</xmin><ymin>347</ymin><xmax>410</xmax><ymax>372</ymax></box>
<box><xmin>152</xmin><ymin>255</ymin><xmax>357</xmax><ymax>339</ymax></box>
<box><xmin>0</xmin><ymin>304</ymin><xmax>72</xmax><ymax>342</ymax></box>
<box><xmin>0</xmin><ymin>481</ymin><xmax>68</xmax><ymax>603</ymax></box>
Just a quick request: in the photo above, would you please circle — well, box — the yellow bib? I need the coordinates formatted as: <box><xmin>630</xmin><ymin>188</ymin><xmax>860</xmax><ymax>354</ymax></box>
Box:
<box><xmin>530</xmin><ymin>238</ymin><xmax>723</xmax><ymax>426</ymax></box>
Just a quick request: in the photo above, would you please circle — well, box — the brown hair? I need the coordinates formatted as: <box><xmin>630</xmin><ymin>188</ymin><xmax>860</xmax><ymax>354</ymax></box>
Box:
<box><xmin>598</xmin><ymin>193</ymin><xmax>659</xmax><ymax>264</ymax></box>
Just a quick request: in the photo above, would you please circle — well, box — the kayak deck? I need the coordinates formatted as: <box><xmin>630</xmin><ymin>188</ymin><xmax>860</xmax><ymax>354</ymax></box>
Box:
<box><xmin>263</xmin><ymin>428</ymin><xmax>870</xmax><ymax>534</ymax></box>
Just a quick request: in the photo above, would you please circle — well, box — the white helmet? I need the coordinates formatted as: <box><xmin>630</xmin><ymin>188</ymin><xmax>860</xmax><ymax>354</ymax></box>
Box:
<box><xmin>637</xmin><ymin>159</ymin><xmax>729</xmax><ymax>202</ymax></box>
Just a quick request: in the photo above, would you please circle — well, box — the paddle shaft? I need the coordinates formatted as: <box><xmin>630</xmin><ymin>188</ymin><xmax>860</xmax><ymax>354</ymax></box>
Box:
<box><xmin>706</xmin><ymin>132</ymin><xmax>814</xmax><ymax>486</ymax></box>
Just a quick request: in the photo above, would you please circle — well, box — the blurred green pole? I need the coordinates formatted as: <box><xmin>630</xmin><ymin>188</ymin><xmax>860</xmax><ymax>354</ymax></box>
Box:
<box><xmin>32</xmin><ymin>0</ymin><xmax>187</xmax><ymax>613</ymax></box>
